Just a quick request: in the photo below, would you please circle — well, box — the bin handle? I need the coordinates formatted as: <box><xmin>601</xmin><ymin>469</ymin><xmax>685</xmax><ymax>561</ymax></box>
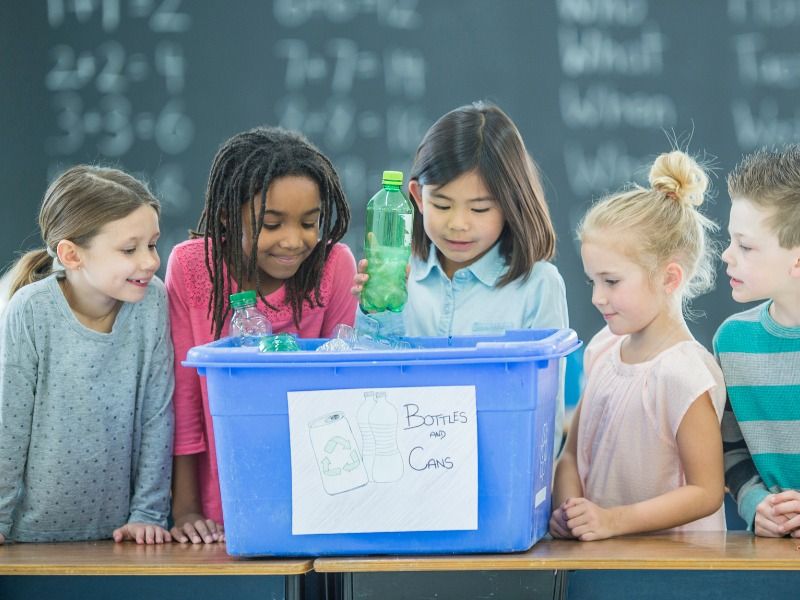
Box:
<box><xmin>474</xmin><ymin>328</ymin><xmax>579</xmax><ymax>353</ymax></box>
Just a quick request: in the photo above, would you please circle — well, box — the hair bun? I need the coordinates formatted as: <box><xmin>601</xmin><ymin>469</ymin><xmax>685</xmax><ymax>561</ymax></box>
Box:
<box><xmin>648</xmin><ymin>150</ymin><xmax>708</xmax><ymax>207</ymax></box>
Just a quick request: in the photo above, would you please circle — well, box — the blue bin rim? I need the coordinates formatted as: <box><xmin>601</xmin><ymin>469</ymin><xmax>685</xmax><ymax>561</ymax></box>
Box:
<box><xmin>183</xmin><ymin>328</ymin><xmax>582</xmax><ymax>369</ymax></box>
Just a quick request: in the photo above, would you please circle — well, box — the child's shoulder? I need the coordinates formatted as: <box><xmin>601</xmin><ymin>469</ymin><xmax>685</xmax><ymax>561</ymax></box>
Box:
<box><xmin>6</xmin><ymin>275</ymin><xmax>53</xmax><ymax>309</ymax></box>
<box><xmin>124</xmin><ymin>275</ymin><xmax>168</xmax><ymax>328</ymax></box>
<box><xmin>168</xmin><ymin>237</ymin><xmax>207</xmax><ymax>270</ymax></box>
<box><xmin>583</xmin><ymin>326</ymin><xmax>620</xmax><ymax>373</ymax></box>
<box><xmin>325</xmin><ymin>241</ymin><xmax>355</xmax><ymax>265</ymax></box>
<box><xmin>529</xmin><ymin>259</ymin><xmax>564</xmax><ymax>283</ymax></box>
<box><xmin>142</xmin><ymin>275</ymin><xmax>167</xmax><ymax>305</ymax></box>
<box><xmin>165</xmin><ymin>238</ymin><xmax>214</xmax><ymax>306</ymax></box>
<box><xmin>656</xmin><ymin>340</ymin><xmax>722</xmax><ymax>382</ymax></box>
<box><xmin>318</xmin><ymin>242</ymin><xmax>356</xmax><ymax>294</ymax></box>
<box><xmin>513</xmin><ymin>260</ymin><xmax>565</xmax><ymax>298</ymax></box>
<box><xmin>713</xmin><ymin>302</ymin><xmax>767</xmax><ymax>352</ymax></box>
<box><xmin>3</xmin><ymin>276</ymin><xmax>60</xmax><ymax>325</ymax></box>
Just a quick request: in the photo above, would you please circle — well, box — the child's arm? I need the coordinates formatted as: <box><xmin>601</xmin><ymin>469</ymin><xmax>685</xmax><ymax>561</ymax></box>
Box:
<box><xmin>0</xmin><ymin>300</ymin><xmax>38</xmax><ymax>542</ymax></box>
<box><xmin>522</xmin><ymin>264</ymin><xmax>569</xmax><ymax>332</ymax></box>
<box><xmin>721</xmin><ymin>399</ymin><xmax>773</xmax><ymax>532</ymax></box>
<box><xmin>552</xmin><ymin>401</ymin><xmax>584</xmax><ymax>506</ymax></box>
<box><xmin>171</xmin><ymin>454</ymin><xmax>224</xmax><ymax>544</ymax></box>
<box><xmin>563</xmin><ymin>392</ymin><xmax>724</xmax><ymax>540</ymax></box>
<box><xmin>319</xmin><ymin>244</ymin><xmax>359</xmax><ymax>337</ymax></box>
<box><xmin>550</xmin><ymin>402</ymin><xmax>583</xmax><ymax>538</ymax></box>
<box><xmin>164</xmin><ymin>250</ymin><xmax>223</xmax><ymax>544</ymax></box>
<box><xmin>125</xmin><ymin>286</ymin><xmax>175</xmax><ymax>543</ymax></box>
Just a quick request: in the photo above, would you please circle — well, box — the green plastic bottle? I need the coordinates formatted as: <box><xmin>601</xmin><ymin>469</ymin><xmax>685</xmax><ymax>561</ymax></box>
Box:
<box><xmin>360</xmin><ymin>170</ymin><xmax>413</xmax><ymax>313</ymax></box>
<box><xmin>258</xmin><ymin>332</ymin><xmax>300</xmax><ymax>352</ymax></box>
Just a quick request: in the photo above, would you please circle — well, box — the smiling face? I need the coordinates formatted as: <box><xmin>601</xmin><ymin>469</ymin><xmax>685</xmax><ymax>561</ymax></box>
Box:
<box><xmin>240</xmin><ymin>175</ymin><xmax>321</xmax><ymax>294</ymax></box>
<box><xmin>580</xmin><ymin>232</ymin><xmax>671</xmax><ymax>338</ymax></box>
<box><xmin>65</xmin><ymin>204</ymin><xmax>161</xmax><ymax>311</ymax></box>
<box><xmin>721</xmin><ymin>197</ymin><xmax>800</xmax><ymax>306</ymax></box>
<box><xmin>410</xmin><ymin>169</ymin><xmax>505</xmax><ymax>279</ymax></box>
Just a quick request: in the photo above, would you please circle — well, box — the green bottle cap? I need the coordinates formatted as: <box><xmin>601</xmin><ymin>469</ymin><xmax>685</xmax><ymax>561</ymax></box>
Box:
<box><xmin>382</xmin><ymin>170</ymin><xmax>403</xmax><ymax>186</ymax></box>
<box><xmin>230</xmin><ymin>290</ymin><xmax>257</xmax><ymax>309</ymax></box>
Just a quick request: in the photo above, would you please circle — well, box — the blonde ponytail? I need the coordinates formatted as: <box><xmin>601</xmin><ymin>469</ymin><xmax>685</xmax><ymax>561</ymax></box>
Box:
<box><xmin>7</xmin><ymin>249</ymin><xmax>53</xmax><ymax>299</ymax></box>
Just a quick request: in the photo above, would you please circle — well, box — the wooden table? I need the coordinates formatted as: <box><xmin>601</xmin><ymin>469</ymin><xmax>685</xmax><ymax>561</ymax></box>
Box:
<box><xmin>0</xmin><ymin>541</ymin><xmax>313</xmax><ymax>600</ymax></box>
<box><xmin>314</xmin><ymin>532</ymin><xmax>800</xmax><ymax>599</ymax></box>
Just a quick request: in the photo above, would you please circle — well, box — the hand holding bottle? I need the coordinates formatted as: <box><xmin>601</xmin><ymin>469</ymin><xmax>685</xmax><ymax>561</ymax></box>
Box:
<box><xmin>350</xmin><ymin>258</ymin><xmax>370</xmax><ymax>298</ymax></box>
<box><xmin>351</xmin><ymin>257</ymin><xmax>411</xmax><ymax>303</ymax></box>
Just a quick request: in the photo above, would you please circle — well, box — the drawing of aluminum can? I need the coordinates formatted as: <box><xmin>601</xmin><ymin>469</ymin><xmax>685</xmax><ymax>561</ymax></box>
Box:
<box><xmin>308</xmin><ymin>411</ymin><xmax>369</xmax><ymax>495</ymax></box>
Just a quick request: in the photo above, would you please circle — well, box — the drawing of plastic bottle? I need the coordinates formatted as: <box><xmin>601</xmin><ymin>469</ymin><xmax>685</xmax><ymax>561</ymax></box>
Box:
<box><xmin>357</xmin><ymin>391</ymin><xmax>377</xmax><ymax>481</ymax></box>
<box><xmin>369</xmin><ymin>391</ymin><xmax>403</xmax><ymax>483</ymax></box>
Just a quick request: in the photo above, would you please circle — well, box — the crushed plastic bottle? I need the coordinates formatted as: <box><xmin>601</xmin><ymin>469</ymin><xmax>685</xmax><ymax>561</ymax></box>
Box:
<box><xmin>258</xmin><ymin>333</ymin><xmax>300</xmax><ymax>352</ymax></box>
<box><xmin>315</xmin><ymin>324</ymin><xmax>412</xmax><ymax>352</ymax></box>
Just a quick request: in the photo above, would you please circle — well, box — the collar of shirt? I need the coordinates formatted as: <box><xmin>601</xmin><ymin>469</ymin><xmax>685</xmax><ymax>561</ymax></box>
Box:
<box><xmin>413</xmin><ymin>242</ymin><xmax>507</xmax><ymax>287</ymax></box>
<box><xmin>761</xmin><ymin>301</ymin><xmax>800</xmax><ymax>338</ymax></box>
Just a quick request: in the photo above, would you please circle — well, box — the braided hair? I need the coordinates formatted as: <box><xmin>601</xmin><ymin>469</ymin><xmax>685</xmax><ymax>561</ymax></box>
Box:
<box><xmin>193</xmin><ymin>126</ymin><xmax>350</xmax><ymax>339</ymax></box>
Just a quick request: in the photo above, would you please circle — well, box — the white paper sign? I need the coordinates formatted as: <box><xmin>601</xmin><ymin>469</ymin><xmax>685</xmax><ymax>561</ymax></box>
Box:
<box><xmin>287</xmin><ymin>385</ymin><xmax>477</xmax><ymax>535</ymax></box>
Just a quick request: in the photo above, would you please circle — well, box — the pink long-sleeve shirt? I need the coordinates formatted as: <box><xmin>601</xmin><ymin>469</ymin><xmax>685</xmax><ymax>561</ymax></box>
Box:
<box><xmin>165</xmin><ymin>238</ymin><xmax>357</xmax><ymax>524</ymax></box>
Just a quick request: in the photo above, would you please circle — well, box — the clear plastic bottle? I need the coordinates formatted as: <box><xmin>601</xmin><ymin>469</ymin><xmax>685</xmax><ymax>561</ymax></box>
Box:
<box><xmin>229</xmin><ymin>290</ymin><xmax>271</xmax><ymax>346</ymax></box>
<box><xmin>369</xmin><ymin>391</ymin><xmax>404</xmax><ymax>483</ymax></box>
<box><xmin>357</xmin><ymin>391</ymin><xmax>377</xmax><ymax>481</ymax></box>
<box><xmin>360</xmin><ymin>170</ymin><xmax>413</xmax><ymax>313</ymax></box>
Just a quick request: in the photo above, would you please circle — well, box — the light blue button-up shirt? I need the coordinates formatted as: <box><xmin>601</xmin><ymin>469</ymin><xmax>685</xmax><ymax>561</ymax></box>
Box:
<box><xmin>357</xmin><ymin>242</ymin><xmax>570</xmax><ymax>447</ymax></box>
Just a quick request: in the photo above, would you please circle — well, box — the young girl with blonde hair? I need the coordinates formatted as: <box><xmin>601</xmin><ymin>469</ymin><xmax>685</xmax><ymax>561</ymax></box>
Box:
<box><xmin>551</xmin><ymin>150</ymin><xmax>727</xmax><ymax>540</ymax></box>
<box><xmin>0</xmin><ymin>165</ymin><xmax>173</xmax><ymax>545</ymax></box>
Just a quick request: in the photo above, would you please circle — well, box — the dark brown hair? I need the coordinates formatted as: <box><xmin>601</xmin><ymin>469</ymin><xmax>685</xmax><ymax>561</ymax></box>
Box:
<box><xmin>8</xmin><ymin>165</ymin><xmax>159</xmax><ymax>298</ymax></box>
<box><xmin>193</xmin><ymin>126</ymin><xmax>350</xmax><ymax>339</ymax></box>
<box><xmin>409</xmin><ymin>102</ymin><xmax>555</xmax><ymax>286</ymax></box>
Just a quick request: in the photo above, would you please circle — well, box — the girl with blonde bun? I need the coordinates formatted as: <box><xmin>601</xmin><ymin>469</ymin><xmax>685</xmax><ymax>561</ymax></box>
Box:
<box><xmin>551</xmin><ymin>151</ymin><xmax>727</xmax><ymax>540</ymax></box>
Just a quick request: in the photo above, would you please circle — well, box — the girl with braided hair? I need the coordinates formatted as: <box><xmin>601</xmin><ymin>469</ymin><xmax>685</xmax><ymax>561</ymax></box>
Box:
<box><xmin>165</xmin><ymin>126</ymin><xmax>356</xmax><ymax>543</ymax></box>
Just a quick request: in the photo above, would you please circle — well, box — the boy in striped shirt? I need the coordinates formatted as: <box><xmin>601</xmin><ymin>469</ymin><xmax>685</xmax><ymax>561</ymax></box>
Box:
<box><xmin>714</xmin><ymin>145</ymin><xmax>800</xmax><ymax>536</ymax></box>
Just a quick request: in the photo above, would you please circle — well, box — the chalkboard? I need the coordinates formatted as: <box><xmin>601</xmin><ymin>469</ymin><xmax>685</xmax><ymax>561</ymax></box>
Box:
<box><xmin>2</xmin><ymin>0</ymin><xmax>799</xmax><ymax>347</ymax></box>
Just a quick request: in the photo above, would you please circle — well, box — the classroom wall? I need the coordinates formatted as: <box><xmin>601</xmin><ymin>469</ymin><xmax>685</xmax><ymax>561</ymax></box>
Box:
<box><xmin>2</xmin><ymin>0</ymin><xmax>798</xmax><ymax>346</ymax></box>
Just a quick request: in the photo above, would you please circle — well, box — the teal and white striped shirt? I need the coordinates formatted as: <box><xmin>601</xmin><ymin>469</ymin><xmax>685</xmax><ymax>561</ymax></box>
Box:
<box><xmin>713</xmin><ymin>301</ymin><xmax>800</xmax><ymax>529</ymax></box>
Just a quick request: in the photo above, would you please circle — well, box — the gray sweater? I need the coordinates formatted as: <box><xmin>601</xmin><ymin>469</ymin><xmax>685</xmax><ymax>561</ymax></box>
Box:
<box><xmin>0</xmin><ymin>274</ymin><xmax>174</xmax><ymax>541</ymax></box>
